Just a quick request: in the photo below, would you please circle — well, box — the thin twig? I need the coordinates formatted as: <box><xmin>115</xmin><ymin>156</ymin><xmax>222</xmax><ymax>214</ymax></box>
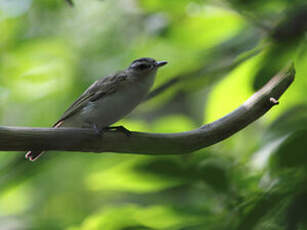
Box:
<box><xmin>65</xmin><ymin>0</ymin><xmax>74</xmax><ymax>6</ymax></box>
<box><xmin>145</xmin><ymin>47</ymin><xmax>261</xmax><ymax>101</ymax></box>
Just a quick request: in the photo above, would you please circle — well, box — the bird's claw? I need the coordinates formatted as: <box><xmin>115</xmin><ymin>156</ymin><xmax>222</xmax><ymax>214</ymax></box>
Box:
<box><xmin>93</xmin><ymin>124</ymin><xmax>104</xmax><ymax>136</ymax></box>
<box><xmin>104</xmin><ymin>126</ymin><xmax>132</xmax><ymax>136</ymax></box>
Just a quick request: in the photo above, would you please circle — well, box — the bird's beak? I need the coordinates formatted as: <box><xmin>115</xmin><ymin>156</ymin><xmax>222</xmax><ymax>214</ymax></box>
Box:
<box><xmin>156</xmin><ymin>61</ymin><xmax>168</xmax><ymax>68</ymax></box>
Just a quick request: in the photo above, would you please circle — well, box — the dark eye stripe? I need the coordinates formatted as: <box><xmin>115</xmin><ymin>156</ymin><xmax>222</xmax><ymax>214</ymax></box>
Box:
<box><xmin>129</xmin><ymin>60</ymin><xmax>153</xmax><ymax>70</ymax></box>
<box><xmin>137</xmin><ymin>63</ymin><xmax>150</xmax><ymax>70</ymax></box>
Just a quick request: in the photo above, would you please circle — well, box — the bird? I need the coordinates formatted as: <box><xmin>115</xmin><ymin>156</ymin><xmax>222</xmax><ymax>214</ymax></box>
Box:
<box><xmin>25</xmin><ymin>57</ymin><xmax>168</xmax><ymax>161</ymax></box>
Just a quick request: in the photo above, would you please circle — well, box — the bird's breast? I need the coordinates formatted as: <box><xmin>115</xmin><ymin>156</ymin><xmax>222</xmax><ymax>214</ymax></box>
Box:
<box><xmin>80</xmin><ymin>79</ymin><xmax>152</xmax><ymax>128</ymax></box>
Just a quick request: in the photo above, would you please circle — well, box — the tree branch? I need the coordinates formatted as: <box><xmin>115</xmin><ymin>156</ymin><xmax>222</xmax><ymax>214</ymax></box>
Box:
<box><xmin>0</xmin><ymin>65</ymin><xmax>295</xmax><ymax>154</ymax></box>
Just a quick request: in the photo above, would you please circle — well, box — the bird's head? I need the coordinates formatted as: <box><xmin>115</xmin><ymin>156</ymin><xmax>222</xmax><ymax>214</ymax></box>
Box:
<box><xmin>128</xmin><ymin>57</ymin><xmax>167</xmax><ymax>75</ymax></box>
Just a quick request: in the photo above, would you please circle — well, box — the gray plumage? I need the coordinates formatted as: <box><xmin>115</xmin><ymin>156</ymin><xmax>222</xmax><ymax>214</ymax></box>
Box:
<box><xmin>25</xmin><ymin>57</ymin><xmax>167</xmax><ymax>161</ymax></box>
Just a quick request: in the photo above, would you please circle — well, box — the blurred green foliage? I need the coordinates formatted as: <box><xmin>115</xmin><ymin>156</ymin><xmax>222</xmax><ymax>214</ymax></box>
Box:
<box><xmin>0</xmin><ymin>0</ymin><xmax>307</xmax><ymax>229</ymax></box>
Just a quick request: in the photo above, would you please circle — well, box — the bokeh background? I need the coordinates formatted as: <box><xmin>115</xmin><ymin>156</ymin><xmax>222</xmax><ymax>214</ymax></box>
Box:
<box><xmin>0</xmin><ymin>0</ymin><xmax>307</xmax><ymax>229</ymax></box>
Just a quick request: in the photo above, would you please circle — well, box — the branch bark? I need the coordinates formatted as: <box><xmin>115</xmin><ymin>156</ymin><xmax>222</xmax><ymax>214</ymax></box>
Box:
<box><xmin>0</xmin><ymin>65</ymin><xmax>295</xmax><ymax>154</ymax></box>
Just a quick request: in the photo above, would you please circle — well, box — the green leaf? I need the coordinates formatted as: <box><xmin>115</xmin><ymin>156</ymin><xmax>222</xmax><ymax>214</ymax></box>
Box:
<box><xmin>252</xmin><ymin>44</ymin><xmax>298</xmax><ymax>91</ymax></box>
<box><xmin>271</xmin><ymin>130</ymin><xmax>307</xmax><ymax>169</ymax></box>
<box><xmin>235</xmin><ymin>193</ymin><xmax>284</xmax><ymax>230</ymax></box>
<box><xmin>86</xmin><ymin>157</ymin><xmax>183</xmax><ymax>193</ymax></box>
<box><xmin>205</xmin><ymin>55</ymin><xmax>255</xmax><ymax>123</ymax></box>
<box><xmin>0</xmin><ymin>39</ymin><xmax>75</xmax><ymax>102</ymax></box>
<box><xmin>197</xmin><ymin>158</ymin><xmax>229</xmax><ymax>192</ymax></box>
<box><xmin>263</xmin><ymin>105</ymin><xmax>307</xmax><ymax>143</ymax></box>
<box><xmin>72</xmin><ymin>205</ymin><xmax>202</xmax><ymax>230</ymax></box>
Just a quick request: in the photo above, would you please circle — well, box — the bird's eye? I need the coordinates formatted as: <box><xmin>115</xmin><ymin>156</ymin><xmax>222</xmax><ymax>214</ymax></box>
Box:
<box><xmin>137</xmin><ymin>63</ymin><xmax>150</xmax><ymax>70</ymax></box>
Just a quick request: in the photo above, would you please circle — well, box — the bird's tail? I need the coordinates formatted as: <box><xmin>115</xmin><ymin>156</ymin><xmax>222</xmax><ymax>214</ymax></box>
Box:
<box><xmin>25</xmin><ymin>150</ymin><xmax>45</xmax><ymax>162</ymax></box>
<box><xmin>25</xmin><ymin>121</ymin><xmax>64</xmax><ymax>162</ymax></box>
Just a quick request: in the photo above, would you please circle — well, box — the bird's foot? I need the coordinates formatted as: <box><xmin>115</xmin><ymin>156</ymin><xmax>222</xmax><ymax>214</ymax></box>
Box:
<box><xmin>103</xmin><ymin>126</ymin><xmax>132</xmax><ymax>136</ymax></box>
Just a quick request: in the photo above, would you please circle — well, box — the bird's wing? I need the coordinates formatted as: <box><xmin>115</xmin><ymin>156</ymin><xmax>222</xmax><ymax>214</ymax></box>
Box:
<box><xmin>53</xmin><ymin>72</ymin><xmax>128</xmax><ymax>127</ymax></box>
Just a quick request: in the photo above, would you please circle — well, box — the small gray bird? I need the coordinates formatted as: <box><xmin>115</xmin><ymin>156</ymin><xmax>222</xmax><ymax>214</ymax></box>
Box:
<box><xmin>25</xmin><ymin>57</ymin><xmax>167</xmax><ymax>161</ymax></box>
